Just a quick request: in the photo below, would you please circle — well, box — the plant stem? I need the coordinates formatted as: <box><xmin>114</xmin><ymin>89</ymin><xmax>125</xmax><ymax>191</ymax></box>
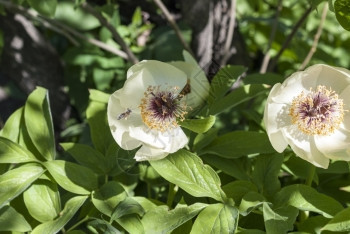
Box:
<box><xmin>268</xmin><ymin>6</ymin><xmax>313</xmax><ymax>71</ymax></box>
<box><xmin>166</xmin><ymin>183</ymin><xmax>176</xmax><ymax>208</ymax></box>
<box><xmin>221</xmin><ymin>0</ymin><xmax>237</xmax><ymax>65</ymax></box>
<box><xmin>79</xmin><ymin>1</ymin><xmax>139</xmax><ymax>64</ymax></box>
<box><xmin>152</xmin><ymin>0</ymin><xmax>195</xmax><ymax>57</ymax></box>
<box><xmin>305</xmin><ymin>163</ymin><xmax>316</xmax><ymax>187</ymax></box>
<box><xmin>299</xmin><ymin>3</ymin><xmax>328</xmax><ymax>71</ymax></box>
<box><xmin>67</xmin><ymin>216</ymin><xmax>90</xmax><ymax>232</ymax></box>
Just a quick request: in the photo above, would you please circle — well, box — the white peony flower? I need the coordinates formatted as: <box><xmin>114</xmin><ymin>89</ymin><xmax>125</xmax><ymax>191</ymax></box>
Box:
<box><xmin>264</xmin><ymin>64</ymin><xmax>350</xmax><ymax>168</ymax></box>
<box><xmin>107</xmin><ymin>59</ymin><xmax>209</xmax><ymax>161</ymax></box>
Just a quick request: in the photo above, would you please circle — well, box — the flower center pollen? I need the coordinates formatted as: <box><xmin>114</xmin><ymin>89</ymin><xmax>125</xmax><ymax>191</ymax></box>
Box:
<box><xmin>139</xmin><ymin>85</ymin><xmax>187</xmax><ymax>132</ymax></box>
<box><xmin>289</xmin><ymin>85</ymin><xmax>344</xmax><ymax>136</ymax></box>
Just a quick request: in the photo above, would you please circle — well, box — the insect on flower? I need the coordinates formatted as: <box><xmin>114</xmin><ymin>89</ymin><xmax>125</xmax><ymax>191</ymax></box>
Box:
<box><xmin>117</xmin><ymin>108</ymin><xmax>132</xmax><ymax>120</ymax></box>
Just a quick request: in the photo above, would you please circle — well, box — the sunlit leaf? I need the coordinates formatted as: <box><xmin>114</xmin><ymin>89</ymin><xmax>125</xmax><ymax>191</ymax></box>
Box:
<box><xmin>27</xmin><ymin>0</ymin><xmax>57</xmax><ymax>17</ymax></box>
<box><xmin>0</xmin><ymin>137</ymin><xmax>38</xmax><ymax>164</ymax></box>
<box><xmin>180</xmin><ymin>115</ymin><xmax>216</xmax><ymax>133</ymax></box>
<box><xmin>263</xmin><ymin>203</ymin><xmax>298</xmax><ymax>234</ymax></box>
<box><xmin>0</xmin><ymin>205</ymin><xmax>32</xmax><ymax>232</ymax></box>
<box><xmin>150</xmin><ymin>149</ymin><xmax>226</xmax><ymax>202</ymax></box>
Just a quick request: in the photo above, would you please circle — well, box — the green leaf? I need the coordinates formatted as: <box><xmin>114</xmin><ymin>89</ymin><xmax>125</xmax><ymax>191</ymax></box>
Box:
<box><xmin>111</xmin><ymin>197</ymin><xmax>145</xmax><ymax>220</ymax></box>
<box><xmin>322</xmin><ymin>207</ymin><xmax>350</xmax><ymax>232</ymax></box>
<box><xmin>87</xmin><ymin>93</ymin><xmax>118</xmax><ymax>155</ymax></box>
<box><xmin>142</xmin><ymin>203</ymin><xmax>207</xmax><ymax>234</ymax></box>
<box><xmin>193</xmin><ymin>128</ymin><xmax>219</xmax><ymax>152</ymax></box>
<box><xmin>0</xmin><ymin>205</ymin><xmax>32</xmax><ymax>232</ymax></box>
<box><xmin>222</xmin><ymin>180</ymin><xmax>258</xmax><ymax>205</ymax></box>
<box><xmin>0</xmin><ymin>164</ymin><xmax>44</xmax><ymax>208</ymax></box>
<box><xmin>55</xmin><ymin>1</ymin><xmax>100</xmax><ymax>30</ymax></box>
<box><xmin>0</xmin><ymin>137</ymin><xmax>38</xmax><ymax>164</ymax></box>
<box><xmin>180</xmin><ymin>115</ymin><xmax>216</xmax><ymax>133</ymax></box>
<box><xmin>44</xmin><ymin>160</ymin><xmax>98</xmax><ymax>194</ymax></box>
<box><xmin>243</xmin><ymin>73</ymin><xmax>284</xmax><ymax>85</ymax></box>
<box><xmin>274</xmin><ymin>184</ymin><xmax>344</xmax><ymax>218</ymax></box>
<box><xmin>252</xmin><ymin>154</ymin><xmax>283</xmax><ymax>198</ymax></box>
<box><xmin>89</xmin><ymin>89</ymin><xmax>110</xmax><ymax>103</ymax></box>
<box><xmin>149</xmin><ymin>149</ymin><xmax>226</xmax><ymax>202</ymax></box>
<box><xmin>23</xmin><ymin>180</ymin><xmax>60</xmax><ymax>223</ymax></box>
<box><xmin>297</xmin><ymin>215</ymin><xmax>330</xmax><ymax>233</ymax></box>
<box><xmin>87</xmin><ymin>218</ymin><xmax>122</xmax><ymax>234</ymax></box>
<box><xmin>0</xmin><ymin>107</ymin><xmax>23</xmax><ymax>143</ymax></box>
<box><xmin>24</xmin><ymin>87</ymin><xmax>55</xmax><ymax>161</ymax></box>
<box><xmin>117</xmin><ymin>215</ymin><xmax>144</xmax><ymax>234</ymax></box>
<box><xmin>209</xmin><ymin>84</ymin><xmax>267</xmax><ymax>115</ymax></box>
<box><xmin>263</xmin><ymin>203</ymin><xmax>299</xmax><ymax>234</ymax></box>
<box><xmin>190</xmin><ymin>203</ymin><xmax>238</xmax><ymax>234</ymax></box>
<box><xmin>334</xmin><ymin>0</ymin><xmax>350</xmax><ymax>31</ymax></box>
<box><xmin>61</xmin><ymin>142</ymin><xmax>108</xmax><ymax>175</ymax></box>
<box><xmin>201</xmin><ymin>131</ymin><xmax>275</xmax><ymax>158</ymax></box>
<box><xmin>208</xmin><ymin>65</ymin><xmax>247</xmax><ymax>105</ymax></box>
<box><xmin>92</xmin><ymin>181</ymin><xmax>127</xmax><ymax>217</ymax></box>
<box><xmin>201</xmin><ymin>155</ymin><xmax>251</xmax><ymax>180</ymax></box>
<box><xmin>27</xmin><ymin>0</ymin><xmax>57</xmax><ymax>17</ymax></box>
<box><xmin>31</xmin><ymin>196</ymin><xmax>88</xmax><ymax>234</ymax></box>
<box><xmin>239</xmin><ymin>191</ymin><xmax>265</xmax><ymax>216</ymax></box>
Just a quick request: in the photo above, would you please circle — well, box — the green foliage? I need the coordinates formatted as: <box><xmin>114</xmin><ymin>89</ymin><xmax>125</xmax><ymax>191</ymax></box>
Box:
<box><xmin>1</xmin><ymin>0</ymin><xmax>350</xmax><ymax>232</ymax></box>
<box><xmin>334</xmin><ymin>0</ymin><xmax>350</xmax><ymax>31</ymax></box>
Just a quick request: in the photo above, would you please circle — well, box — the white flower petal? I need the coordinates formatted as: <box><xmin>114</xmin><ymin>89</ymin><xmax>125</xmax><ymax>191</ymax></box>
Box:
<box><xmin>283</xmin><ymin>125</ymin><xmax>329</xmax><ymax>168</ymax></box>
<box><xmin>271</xmin><ymin>66</ymin><xmax>319</xmax><ymax>104</ymax></box>
<box><xmin>134</xmin><ymin>145</ymin><xmax>169</xmax><ymax>161</ymax></box>
<box><xmin>129</xmin><ymin>126</ymin><xmax>188</xmax><ymax>152</ymax></box>
<box><xmin>264</xmin><ymin>83</ymin><xmax>289</xmax><ymax>152</ymax></box>
<box><xmin>169</xmin><ymin>61</ymin><xmax>210</xmax><ymax>109</ymax></box>
<box><xmin>316</xmin><ymin>64</ymin><xmax>350</xmax><ymax>93</ymax></box>
<box><xmin>315</xmin><ymin>128</ymin><xmax>350</xmax><ymax>161</ymax></box>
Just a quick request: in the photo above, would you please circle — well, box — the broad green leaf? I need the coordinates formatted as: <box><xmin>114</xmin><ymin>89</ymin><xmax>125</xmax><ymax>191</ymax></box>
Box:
<box><xmin>239</xmin><ymin>192</ymin><xmax>265</xmax><ymax>216</ymax></box>
<box><xmin>180</xmin><ymin>115</ymin><xmax>216</xmax><ymax>133</ymax></box>
<box><xmin>23</xmin><ymin>180</ymin><xmax>60</xmax><ymax>223</ymax></box>
<box><xmin>0</xmin><ymin>137</ymin><xmax>38</xmax><ymax>163</ymax></box>
<box><xmin>27</xmin><ymin>0</ymin><xmax>57</xmax><ymax>17</ymax></box>
<box><xmin>89</xmin><ymin>89</ymin><xmax>110</xmax><ymax>103</ymax></box>
<box><xmin>132</xmin><ymin>197</ymin><xmax>158</xmax><ymax>212</ymax></box>
<box><xmin>208</xmin><ymin>65</ymin><xmax>247</xmax><ymax>105</ymax></box>
<box><xmin>87</xmin><ymin>218</ymin><xmax>122</xmax><ymax>234</ymax></box>
<box><xmin>24</xmin><ymin>87</ymin><xmax>55</xmax><ymax>161</ymax></box>
<box><xmin>0</xmin><ymin>107</ymin><xmax>23</xmax><ymax>142</ymax></box>
<box><xmin>193</xmin><ymin>128</ymin><xmax>219</xmax><ymax>152</ymax></box>
<box><xmin>274</xmin><ymin>184</ymin><xmax>343</xmax><ymax>218</ymax></box>
<box><xmin>117</xmin><ymin>214</ymin><xmax>144</xmax><ymax>234</ymax></box>
<box><xmin>201</xmin><ymin>131</ymin><xmax>275</xmax><ymax>158</ymax></box>
<box><xmin>0</xmin><ymin>205</ymin><xmax>32</xmax><ymax>232</ymax></box>
<box><xmin>31</xmin><ymin>196</ymin><xmax>87</xmax><ymax>234</ymax></box>
<box><xmin>201</xmin><ymin>155</ymin><xmax>251</xmax><ymax>180</ymax></box>
<box><xmin>44</xmin><ymin>160</ymin><xmax>98</xmax><ymax>194</ymax></box>
<box><xmin>111</xmin><ymin>197</ymin><xmax>145</xmax><ymax>220</ymax></box>
<box><xmin>61</xmin><ymin>142</ymin><xmax>108</xmax><ymax>174</ymax></box>
<box><xmin>86</xmin><ymin>94</ymin><xmax>117</xmax><ymax>155</ymax></box>
<box><xmin>297</xmin><ymin>215</ymin><xmax>330</xmax><ymax>233</ymax></box>
<box><xmin>263</xmin><ymin>203</ymin><xmax>299</xmax><ymax>234</ymax></box>
<box><xmin>92</xmin><ymin>181</ymin><xmax>127</xmax><ymax>217</ymax></box>
<box><xmin>252</xmin><ymin>154</ymin><xmax>283</xmax><ymax>198</ymax></box>
<box><xmin>283</xmin><ymin>156</ymin><xmax>319</xmax><ymax>184</ymax></box>
<box><xmin>55</xmin><ymin>1</ymin><xmax>100</xmax><ymax>30</ymax></box>
<box><xmin>142</xmin><ymin>203</ymin><xmax>207</xmax><ymax>234</ymax></box>
<box><xmin>222</xmin><ymin>180</ymin><xmax>258</xmax><ymax>204</ymax></box>
<box><xmin>190</xmin><ymin>203</ymin><xmax>238</xmax><ymax>234</ymax></box>
<box><xmin>0</xmin><ymin>164</ymin><xmax>44</xmax><ymax>208</ymax></box>
<box><xmin>236</xmin><ymin>229</ymin><xmax>265</xmax><ymax>234</ymax></box>
<box><xmin>334</xmin><ymin>0</ymin><xmax>350</xmax><ymax>31</ymax></box>
<box><xmin>322</xmin><ymin>207</ymin><xmax>350</xmax><ymax>232</ymax></box>
<box><xmin>209</xmin><ymin>84</ymin><xmax>267</xmax><ymax>115</ymax></box>
<box><xmin>150</xmin><ymin>149</ymin><xmax>226</xmax><ymax>202</ymax></box>
<box><xmin>243</xmin><ymin>73</ymin><xmax>283</xmax><ymax>85</ymax></box>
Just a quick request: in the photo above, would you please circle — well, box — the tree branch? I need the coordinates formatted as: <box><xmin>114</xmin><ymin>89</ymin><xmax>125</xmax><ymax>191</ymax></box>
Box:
<box><xmin>299</xmin><ymin>3</ymin><xmax>328</xmax><ymax>71</ymax></box>
<box><xmin>221</xmin><ymin>0</ymin><xmax>237</xmax><ymax>65</ymax></box>
<box><xmin>152</xmin><ymin>0</ymin><xmax>195</xmax><ymax>57</ymax></box>
<box><xmin>260</xmin><ymin>0</ymin><xmax>283</xmax><ymax>73</ymax></box>
<box><xmin>268</xmin><ymin>6</ymin><xmax>313</xmax><ymax>71</ymax></box>
<box><xmin>0</xmin><ymin>0</ymin><xmax>128</xmax><ymax>59</ymax></box>
<box><xmin>79</xmin><ymin>1</ymin><xmax>139</xmax><ymax>64</ymax></box>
